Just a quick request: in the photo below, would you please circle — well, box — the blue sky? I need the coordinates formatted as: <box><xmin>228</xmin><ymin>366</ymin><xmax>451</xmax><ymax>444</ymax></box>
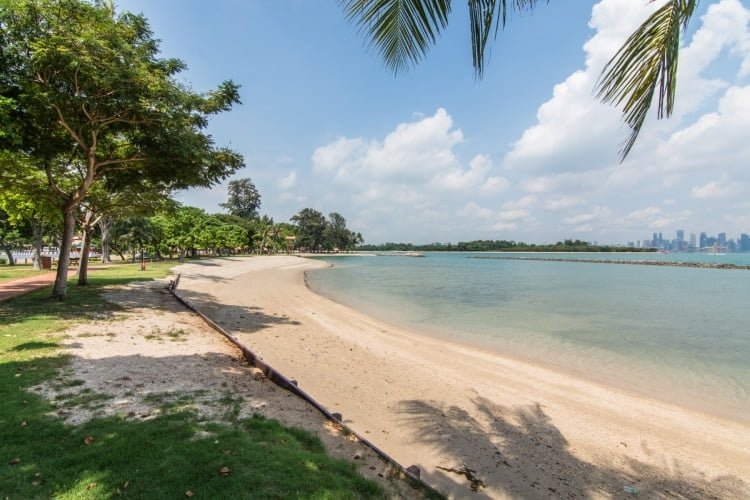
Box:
<box><xmin>118</xmin><ymin>0</ymin><xmax>750</xmax><ymax>245</ymax></box>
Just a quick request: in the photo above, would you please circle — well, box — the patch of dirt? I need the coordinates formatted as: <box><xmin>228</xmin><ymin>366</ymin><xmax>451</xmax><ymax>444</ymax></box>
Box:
<box><xmin>30</xmin><ymin>279</ymin><xmax>427</xmax><ymax>498</ymax></box>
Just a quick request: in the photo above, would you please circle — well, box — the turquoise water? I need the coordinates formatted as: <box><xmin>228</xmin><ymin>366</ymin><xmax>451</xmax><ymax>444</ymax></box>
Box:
<box><xmin>306</xmin><ymin>252</ymin><xmax>750</xmax><ymax>423</ymax></box>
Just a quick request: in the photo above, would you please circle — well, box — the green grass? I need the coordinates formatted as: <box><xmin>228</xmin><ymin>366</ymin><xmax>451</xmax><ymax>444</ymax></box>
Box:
<box><xmin>0</xmin><ymin>264</ymin><xmax>48</xmax><ymax>284</ymax></box>
<box><xmin>0</xmin><ymin>263</ymin><xmax>383</xmax><ymax>499</ymax></box>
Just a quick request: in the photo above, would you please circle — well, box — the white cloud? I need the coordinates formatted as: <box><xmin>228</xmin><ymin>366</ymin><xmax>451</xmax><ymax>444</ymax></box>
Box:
<box><xmin>544</xmin><ymin>196</ymin><xmax>584</xmax><ymax>211</ymax></box>
<box><xmin>502</xmin><ymin>195</ymin><xmax>537</xmax><ymax>210</ymax></box>
<box><xmin>279</xmin><ymin>171</ymin><xmax>297</xmax><ymax>189</ymax></box>
<box><xmin>504</xmin><ymin>0</ymin><xmax>750</xmax><ymax>178</ymax></box>
<box><xmin>564</xmin><ymin>206</ymin><xmax>611</xmax><ymax>225</ymax></box>
<box><xmin>459</xmin><ymin>202</ymin><xmax>493</xmax><ymax>220</ymax></box>
<box><xmin>691</xmin><ymin>176</ymin><xmax>738</xmax><ymax>199</ymax></box>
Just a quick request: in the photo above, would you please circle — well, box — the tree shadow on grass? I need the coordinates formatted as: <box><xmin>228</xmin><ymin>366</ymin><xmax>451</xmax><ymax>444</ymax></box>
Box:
<box><xmin>398</xmin><ymin>397</ymin><xmax>748</xmax><ymax>499</ymax></box>
<box><xmin>0</xmin><ymin>354</ymin><xmax>384</xmax><ymax>499</ymax></box>
<box><xmin>10</xmin><ymin>341</ymin><xmax>60</xmax><ymax>352</ymax></box>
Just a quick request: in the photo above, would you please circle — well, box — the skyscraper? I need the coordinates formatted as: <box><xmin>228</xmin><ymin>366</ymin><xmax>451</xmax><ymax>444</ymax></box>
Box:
<box><xmin>741</xmin><ymin>233</ymin><xmax>750</xmax><ymax>252</ymax></box>
<box><xmin>700</xmin><ymin>232</ymin><xmax>708</xmax><ymax>248</ymax></box>
<box><xmin>676</xmin><ymin>229</ymin><xmax>684</xmax><ymax>242</ymax></box>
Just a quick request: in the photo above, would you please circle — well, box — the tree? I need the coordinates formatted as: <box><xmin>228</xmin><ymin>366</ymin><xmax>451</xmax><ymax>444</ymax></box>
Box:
<box><xmin>291</xmin><ymin>208</ymin><xmax>327</xmax><ymax>252</ymax></box>
<box><xmin>0</xmin><ymin>0</ymin><xmax>244</xmax><ymax>298</ymax></box>
<box><xmin>324</xmin><ymin>212</ymin><xmax>357</xmax><ymax>251</ymax></box>
<box><xmin>221</xmin><ymin>178</ymin><xmax>262</xmax><ymax>219</ymax></box>
<box><xmin>341</xmin><ymin>0</ymin><xmax>698</xmax><ymax>159</ymax></box>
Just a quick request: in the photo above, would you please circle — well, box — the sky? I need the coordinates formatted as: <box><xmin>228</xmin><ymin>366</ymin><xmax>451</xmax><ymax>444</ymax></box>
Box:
<box><xmin>117</xmin><ymin>0</ymin><xmax>750</xmax><ymax>245</ymax></box>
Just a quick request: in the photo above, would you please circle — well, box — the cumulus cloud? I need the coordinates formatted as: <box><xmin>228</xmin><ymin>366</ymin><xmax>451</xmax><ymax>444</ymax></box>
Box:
<box><xmin>311</xmin><ymin>109</ymin><xmax>512</xmax><ymax>199</ymax></box>
<box><xmin>505</xmin><ymin>0</ymin><xmax>750</xmax><ymax>178</ymax></box>
<box><xmin>276</xmin><ymin>1</ymin><xmax>750</xmax><ymax>244</ymax></box>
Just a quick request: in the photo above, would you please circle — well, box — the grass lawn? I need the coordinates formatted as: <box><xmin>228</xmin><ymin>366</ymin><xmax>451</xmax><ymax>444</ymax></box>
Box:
<box><xmin>0</xmin><ymin>264</ymin><xmax>48</xmax><ymax>284</ymax></box>
<box><xmin>0</xmin><ymin>262</ymin><xmax>383</xmax><ymax>499</ymax></box>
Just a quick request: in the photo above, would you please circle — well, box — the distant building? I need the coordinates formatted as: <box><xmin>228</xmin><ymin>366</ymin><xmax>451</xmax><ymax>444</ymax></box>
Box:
<box><xmin>677</xmin><ymin>229</ymin><xmax>684</xmax><ymax>242</ymax></box>
<box><xmin>741</xmin><ymin>233</ymin><xmax>750</xmax><ymax>252</ymax></box>
<box><xmin>718</xmin><ymin>232</ymin><xmax>727</xmax><ymax>247</ymax></box>
<box><xmin>700</xmin><ymin>232</ymin><xmax>708</xmax><ymax>248</ymax></box>
<box><xmin>690</xmin><ymin>233</ymin><xmax>697</xmax><ymax>249</ymax></box>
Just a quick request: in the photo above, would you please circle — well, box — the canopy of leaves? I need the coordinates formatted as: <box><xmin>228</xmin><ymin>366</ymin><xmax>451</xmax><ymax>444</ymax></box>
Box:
<box><xmin>220</xmin><ymin>178</ymin><xmax>261</xmax><ymax>219</ymax></box>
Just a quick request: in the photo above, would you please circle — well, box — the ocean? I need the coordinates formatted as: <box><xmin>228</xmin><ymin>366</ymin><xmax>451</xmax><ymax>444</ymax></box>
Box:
<box><xmin>306</xmin><ymin>252</ymin><xmax>750</xmax><ymax>423</ymax></box>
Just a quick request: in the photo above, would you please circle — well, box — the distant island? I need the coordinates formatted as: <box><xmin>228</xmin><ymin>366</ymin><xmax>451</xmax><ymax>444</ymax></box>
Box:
<box><xmin>358</xmin><ymin>239</ymin><xmax>657</xmax><ymax>253</ymax></box>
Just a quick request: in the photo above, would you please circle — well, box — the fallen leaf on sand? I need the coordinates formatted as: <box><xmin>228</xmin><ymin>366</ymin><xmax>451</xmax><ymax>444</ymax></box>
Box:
<box><xmin>218</xmin><ymin>466</ymin><xmax>230</xmax><ymax>476</ymax></box>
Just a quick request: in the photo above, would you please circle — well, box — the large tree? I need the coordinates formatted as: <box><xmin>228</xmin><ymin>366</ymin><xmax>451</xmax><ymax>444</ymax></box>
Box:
<box><xmin>221</xmin><ymin>178</ymin><xmax>262</xmax><ymax>219</ymax></box>
<box><xmin>341</xmin><ymin>0</ymin><xmax>698</xmax><ymax>159</ymax></box>
<box><xmin>0</xmin><ymin>0</ymin><xmax>244</xmax><ymax>298</ymax></box>
<box><xmin>291</xmin><ymin>208</ymin><xmax>328</xmax><ymax>252</ymax></box>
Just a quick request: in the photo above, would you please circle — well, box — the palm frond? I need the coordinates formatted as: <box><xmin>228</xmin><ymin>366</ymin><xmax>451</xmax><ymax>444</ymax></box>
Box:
<box><xmin>341</xmin><ymin>0</ymin><xmax>452</xmax><ymax>75</ymax></box>
<box><xmin>468</xmin><ymin>0</ymin><xmax>547</xmax><ymax>78</ymax></box>
<box><xmin>596</xmin><ymin>0</ymin><xmax>697</xmax><ymax>160</ymax></box>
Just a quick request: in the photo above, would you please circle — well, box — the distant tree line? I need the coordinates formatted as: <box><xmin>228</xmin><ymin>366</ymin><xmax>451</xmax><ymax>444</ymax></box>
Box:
<box><xmin>358</xmin><ymin>239</ymin><xmax>655</xmax><ymax>253</ymax></box>
<box><xmin>0</xmin><ymin>176</ymin><xmax>362</xmax><ymax>267</ymax></box>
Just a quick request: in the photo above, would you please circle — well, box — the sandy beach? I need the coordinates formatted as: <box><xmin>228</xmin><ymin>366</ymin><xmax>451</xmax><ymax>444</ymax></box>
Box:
<box><xmin>175</xmin><ymin>256</ymin><xmax>750</xmax><ymax>498</ymax></box>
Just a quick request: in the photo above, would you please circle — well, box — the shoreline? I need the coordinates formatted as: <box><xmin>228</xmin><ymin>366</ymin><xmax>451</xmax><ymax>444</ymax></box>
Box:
<box><xmin>174</xmin><ymin>256</ymin><xmax>750</xmax><ymax>498</ymax></box>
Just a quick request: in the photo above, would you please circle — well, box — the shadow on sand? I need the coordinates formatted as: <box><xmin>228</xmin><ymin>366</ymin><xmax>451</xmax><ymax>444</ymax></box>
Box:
<box><xmin>398</xmin><ymin>397</ymin><xmax>748</xmax><ymax>498</ymax></box>
<box><xmin>175</xmin><ymin>287</ymin><xmax>302</xmax><ymax>334</ymax></box>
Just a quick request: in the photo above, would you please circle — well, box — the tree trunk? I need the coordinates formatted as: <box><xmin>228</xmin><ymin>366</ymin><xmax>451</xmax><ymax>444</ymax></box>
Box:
<box><xmin>77</xmin><ymin>224</ymin><xmax>92</xmax><ymax>286</ymax></box>
<box><xmin>98</xmin><ymin>216</ymin><xmax>111</xmax><ymax>264</ymax></box>
<box><xmin>31</xmin><ymin>220</ymin><xmax>44</xmax><ymax>271</ymax></box>
<box><xmin>52</xmin><ymin>208</ymin><xmax>75</xmax><ymax>300</ymax></box>
<box><xmin>178</xmin><ymin>248</ymin><xmax>185</xmax><ymax>263</ymax></box>
<box><xmin>1</xmin><ymin>244</ymin><xmax>14</xmax><ymax>266</ymax></box>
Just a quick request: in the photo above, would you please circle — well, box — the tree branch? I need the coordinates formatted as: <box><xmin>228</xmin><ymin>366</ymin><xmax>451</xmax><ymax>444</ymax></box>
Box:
<box><xmin>53</xmin><ymin>104</ymin><xmax>87</xmax><ymax>151</ymax></box>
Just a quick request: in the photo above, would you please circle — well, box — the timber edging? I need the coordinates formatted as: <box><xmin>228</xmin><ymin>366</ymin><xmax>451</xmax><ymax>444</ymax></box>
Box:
<box><xmin>166</xmin><ymin>274</ymin><xmax>442</xmax><ymax>497</ymax></box>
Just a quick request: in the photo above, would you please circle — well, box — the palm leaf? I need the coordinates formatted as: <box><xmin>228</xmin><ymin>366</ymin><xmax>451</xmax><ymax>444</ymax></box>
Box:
<box><xmin>341</xmin><ymin>0</ymin><xmax>452</xmax><ymax>74</ymax></box>
<box><xmin>468</xmin><ymin>0</ymin><xmax>547</xmax><ymax>78</ymax></box>
<box><xmin>596</xmin><ymin>0</ymin><xmax>697</xmax><ymax>160</ymax></box>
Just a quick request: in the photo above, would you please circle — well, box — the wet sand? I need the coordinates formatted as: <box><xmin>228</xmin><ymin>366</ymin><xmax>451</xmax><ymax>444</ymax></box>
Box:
<box><xmin>175</xmin><ymin>256</ymin><xmax>750</xmax><ymax>498</ymax></box>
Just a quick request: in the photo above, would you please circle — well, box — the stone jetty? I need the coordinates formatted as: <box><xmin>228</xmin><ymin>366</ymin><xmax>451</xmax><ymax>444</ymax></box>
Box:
<box><xmin>468</xmin><ymin>255</ymin><xmax>750</xmax><ymax>270</ymax></box>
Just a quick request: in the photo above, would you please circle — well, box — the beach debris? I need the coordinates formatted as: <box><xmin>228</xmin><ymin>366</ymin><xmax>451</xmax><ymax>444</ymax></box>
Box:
<box><xmin>249</xmin><ymin>367</ymin><xmax>265</xmax><ymax>380</ymax></box>
<box><xmin>623</xmin><ymin>485</ymin><xmax>639</xmax><ymax>495</ymax></box>
<box><xmin>331</xmin><ymin>412</ymin><xmax>342</xmax><ymax>421</ymax></box>
<box><xmin>405</xmin><ymin>465</ymin><xmax>421</xmax><ymax>479</ymax></box>
<box><xmin>437</xmin><ymin>465</ymin><xmax>487</xmax><ymax>492</ymax></box>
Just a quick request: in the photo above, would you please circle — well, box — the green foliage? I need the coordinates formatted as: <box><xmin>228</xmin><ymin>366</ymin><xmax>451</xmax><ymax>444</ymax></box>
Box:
<box><xmin>359</xmin><ymin>239</ymin><xmax>656</xmax><ymax>252</ymax></box>
<box><xmin>0</xmin><ymin>265</ymin><xmax>382</xmax><ymax>499</ymax></box>
<box><xmin>596</xmin><ymin>0</ymin><xmax>698</xmax><ymax>159</ymax></box>
<box><xmin>291</xmin><ymin>208</ymin><xmax>328</xmax><ymax>252</ymax></box>
<box><xmin>221</xmin><ymin>178</ymin><xmax>262</xmax><ymax>219</ymax></box>
<box><xmin>0</xmin><ymin>0</ymin><xmax>245</xmax><ymax>297</ymax></box>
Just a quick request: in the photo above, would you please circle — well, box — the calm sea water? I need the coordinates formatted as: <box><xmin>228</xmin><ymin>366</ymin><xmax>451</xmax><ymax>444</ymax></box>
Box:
<box><xmin>306</xmin><ymin>252</ymin><xmax>750</xmax><ymax>423</ymax></box>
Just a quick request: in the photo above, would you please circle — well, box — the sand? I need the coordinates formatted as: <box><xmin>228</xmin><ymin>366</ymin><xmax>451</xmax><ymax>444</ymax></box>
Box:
<box><xmin>31</xmin><ymin>277</ymin><xmax>425</xmax><ymax>498</ymax></box>
<box><xmin>171</xmin><ymin>255</ymin><xmax>750</xmax><ymax>499</ymax></box>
